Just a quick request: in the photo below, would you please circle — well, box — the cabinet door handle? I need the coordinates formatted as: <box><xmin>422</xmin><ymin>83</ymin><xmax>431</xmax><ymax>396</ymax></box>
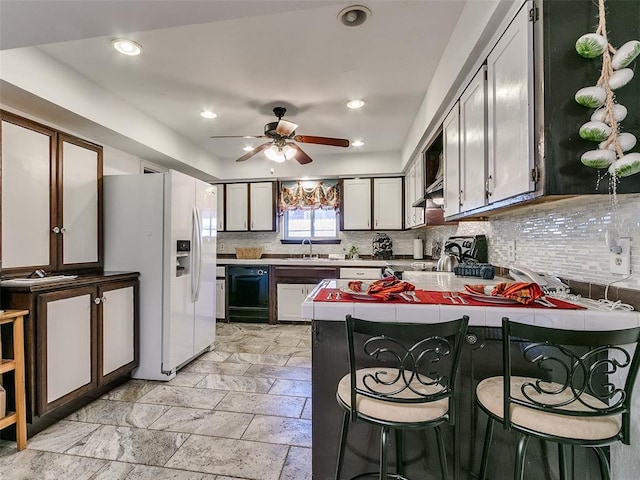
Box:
<box><xmin>101</xmin><ymin>296</ymin><xmax>107</xmax><ymax>303</ymax></box>
<box><xmin>52</xmin><ymin>226</ymin><xmax>61</xmax><ymax>234</ymax></box>
<box><xmin>60</xmin><ymin>227</ymin><xmax>66</xmax><ymax>233</ymax></box>
<box><xmin>94</xmin><ymin>297</ymin><xmax>102</xmax><ymax>305</ymax></box>
<box><xmin>486</xmin><ymin>175</ymin><xmax>493</xmax><ymax>197</ymax></box>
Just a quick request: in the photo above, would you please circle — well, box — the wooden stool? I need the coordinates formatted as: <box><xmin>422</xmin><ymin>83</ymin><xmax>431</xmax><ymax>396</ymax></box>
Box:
<box><xmin>0</xmin><ymin>310</ymin><xmax>28</xmax><ymax>451</ymax></box>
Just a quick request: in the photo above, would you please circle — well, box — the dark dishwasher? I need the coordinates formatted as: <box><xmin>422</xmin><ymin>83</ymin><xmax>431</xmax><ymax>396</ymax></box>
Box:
<box><xmin>226</xmin><ymin>265</ymin><xmax>270</xmax><ymax>323</ymax></box>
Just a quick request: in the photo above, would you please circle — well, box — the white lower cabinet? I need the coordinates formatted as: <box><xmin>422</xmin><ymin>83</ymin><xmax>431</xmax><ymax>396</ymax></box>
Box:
<box><xmin>216</xmin><ymin>278</ymin><xmax>226</xmax><ymax>320</ymax></box>
<box><xmin>100</xmin><ymin>284</ymin><xmax>136</xmax><ymax>378</ymax></box>
<box><xmin>339</xmin><ymin>267</ymin><xmax>382</xmax><ymax>280</ymax></box>
<box><xmin>42</xmin><ymin>288</ymin><xmax>94</xmax><ymax>406</ymax></box>
<box><xmin>277</xmin><ymin>283</ymin><xmax>316</xmax><ymax>322</ymax></box>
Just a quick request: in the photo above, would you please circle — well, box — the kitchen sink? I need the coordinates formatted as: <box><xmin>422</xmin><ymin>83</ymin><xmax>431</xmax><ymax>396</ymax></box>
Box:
<box><xmin>1</xmin><ymin>275</ymin><xmax>78</xmax><ymax>286</ymax></box>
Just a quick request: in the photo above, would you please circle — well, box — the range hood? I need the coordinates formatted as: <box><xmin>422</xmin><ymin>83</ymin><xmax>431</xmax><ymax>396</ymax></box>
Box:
<box><xmin>412</xmin><ymin>176</ymin><xmax>443</xmax><ymax>208</ymax></box>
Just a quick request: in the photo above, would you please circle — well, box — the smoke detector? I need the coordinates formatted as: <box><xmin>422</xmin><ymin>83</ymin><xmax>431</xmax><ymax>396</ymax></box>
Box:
<box><xmin>337</xmin><ymin>5</ymin><xmax>371</xmax><ymax>27</ymax></box>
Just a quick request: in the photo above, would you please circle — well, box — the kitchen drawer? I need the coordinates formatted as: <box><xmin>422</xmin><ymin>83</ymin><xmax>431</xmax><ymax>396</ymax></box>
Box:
<box><xmin>339</xmin><ymin>267</ymin><xmax>381</xmax><ymax>280</ymax></box>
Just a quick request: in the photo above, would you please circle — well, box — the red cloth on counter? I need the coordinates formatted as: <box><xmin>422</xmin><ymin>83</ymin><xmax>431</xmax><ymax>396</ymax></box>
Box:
<box><xmin>313</xmin><ymin>288</ymin><xmax>585</xmax><ymax>309</ymax></box>
<box><xmin>348</xmin><ymin>276</ymin><xmax>415</xmax><ymax>301</ymax></box>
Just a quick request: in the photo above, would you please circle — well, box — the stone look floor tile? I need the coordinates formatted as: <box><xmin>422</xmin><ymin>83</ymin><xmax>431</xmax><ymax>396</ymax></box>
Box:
<box><xmin>286</xmin><ymin>356</ymin><xmax>312</xmax><ymax>368</ymax></box>
<box><xmin>100</xmin><ymin>380</ymin><xmax>160</xmax><ymax>402</ymax></box>
<box><xmin>165</xmin><ymin>372</ymin><xmax>207</xmax><ymax>387</ymax></box>
<box><xmin>65</xmin><ymin>425</ymin><xmax>188</xmax><ymax>466</ymax></box>
<box><xmin>223</xmin><ymin>352</ymin><xmax>289</xmax><ymax>366</ymax></box>
<box><xmin>137</xmin><ymin>385</ymin><xmax>228</xmax><ymax>409</ymax></box>
<box><xmin>0</xmin><ymin>449</ymin><xmax>107</xmax><ymax>480</ymax></box>
<box><xmin>183</xmin><ymin>359</ymin><xmax>251</xmax><ymax>375</ymax></box>
<box><xmin>196</xmin><ymin>373</ymin><xmax>275</xmax><ymax>393</ymax></box>
<box><xmin>198</xmin><ymin>350</ymin><xmax>232</xmax><ymax>362</ymax></box>
<box><xmin>91</xmin><ymin>461</ymin><xmax>219</xmax><ymax>479</ymax></box>
<box><xmin>302</xmin><ymin>398</ymin><xmax>312</xmax><ymax>420</ymax></box>
<box><xmin>216</xmin><ymin>391</ymin><xmax>305</xmax><ymax>417</ymax></box>
<box><xmin>243</xmin><ymin>336</ymin><xmax>302</xmax><ymax>347</ymax></box>
<box><xmin>280</xmin><ymin>446</ymin><xmax>312</xmax><ymax>480</ymax></box>
<box><xmin>165</xmin><ymin>435</ymin><xmax>288</xmax><ymax>480</ymax></box>
<box><xmin>26</xmin><ymin>420</ymin><xmax>100</xmax><ymax>453</ymax></box>
<box><xmin>245</xmin><ymin>364</ymin><xmax>312</xmax><ymax>381</ymax></box>
<box><xmin>214</xmin><ymin>343</ymin><xmax>269</xmax><ymax>354</ymax></box>
<box><xmin>263</xmin><ymin>345</ymin><xmax>311</xmax><ymax>357</ymax></box>
<box><xmin>65</xmin><ymin>399</ymin><xmax>169</xmax><ymax>428</ymax></box>
<box><xmin>149</xmin><ymin>406</ymin><xmax>253</xmax><ymax>438</ymax></box>
<box><xmin>3</xmin><ymin>323</ymin><xmax>313</xmax><ymax>479</ymax></box>
<box><xmin>268</xmin><ymin>378</ymin><xmax>312</xmax><ymax>397</ymax></box>
<box><xmin>242</xmin><ymin>415</ymin><xmax>311</xmax><ymax>447</ymax></box>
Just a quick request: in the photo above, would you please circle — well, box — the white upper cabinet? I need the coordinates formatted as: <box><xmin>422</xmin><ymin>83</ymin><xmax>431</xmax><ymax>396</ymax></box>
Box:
<box><xmin>486</xmin><ymin>2</ymin><xmax>534</xmax><ymax>203</ymax></box>
<box><xmin>1</xmin><ymin>117</ymin><xmax>54</xmax><ymax>270</ymax></box>
<box><xmin>459</xmin><ymin>66</ymin><xmax>488</xmax><ymax>212</ymax></box>
<box><xmin>225</xmin><ymin>183</ymin><xmax>248</xmax><ymax>231</ymax></box>
<box><xmin>404</xmin><ymin>160</ymin><xmax>425</xmax><ymax>228</ymax></box>
<box><xmin>1</xmin><ymin>112</ymin><xmax>103</xmax><ymax>274</ymax></box>
<box><xmin>373</xmin><ymin>177</ymin><xmax>403</xmax><ymax>230</ymax></box>
<box><xmin>443</xmin><ymin>104</ymin><xmax>461</xmax><ymax>217</ymax></box>
<box><xmin>59</xmin><ymin>134</ymin><xmax>101</xmax><ymax>268</ymax></box>
<box><xmin>249</xmin><ymin>182</ymin><xmax>275</xmax><ymax>231</ymax></box>
<box><xmin>342</xmin><ymin>178</ymin><xmax>371</xmax><ymax>230</ymax></box>
<box><xmin>224</xmin><ymin>182</ymin><xmax>275</xmax><ymax>232</ymax></box>
<box><xmin>215</xmin><ymin>184</ymin><xmax>225</xmax><ymax>231</ymax></box>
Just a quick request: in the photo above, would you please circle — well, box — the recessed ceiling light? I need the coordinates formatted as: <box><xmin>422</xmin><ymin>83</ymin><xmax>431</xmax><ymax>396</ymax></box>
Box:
<box><xmin>112</xmin><ymin>39</ymin><xmax>142</xmax><ymax>56</ymax></box>
<box><xmin>243</xmin><ymin>146</ymin><xmax>254</xmax><ymax>152</ymax></box>
<box><xmin>200</xmin><ymin>110</ymin><xmax>217</xmax><ymax>119</ymax></box>
<box><xmin>352</xmin><ymin>140</ymin><xmax>365</xmax><ymax>147</ymax></box>
<box><xmin>347</xmin><ymin>100</ymin><xmax>365</xmax><ymax>109</ymax></box>
<box><xmin>337</xmin><ymin>5</ymin><xmax>371</xmax><ymax>28</ymax></box>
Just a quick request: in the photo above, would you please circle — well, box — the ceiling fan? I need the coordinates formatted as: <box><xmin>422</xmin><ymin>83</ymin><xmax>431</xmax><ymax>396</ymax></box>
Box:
<box><xmin>210</xmin><ymin>107</ymin><xmax>350</xmax><ymax>164</ymax></box>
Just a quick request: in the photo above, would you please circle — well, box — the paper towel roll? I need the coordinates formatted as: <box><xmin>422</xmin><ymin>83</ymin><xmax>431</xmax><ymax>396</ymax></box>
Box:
<box><xmin>413</xmin><ymin>239</ymin><xmax>424</xmax><ymax>259</ymax></box>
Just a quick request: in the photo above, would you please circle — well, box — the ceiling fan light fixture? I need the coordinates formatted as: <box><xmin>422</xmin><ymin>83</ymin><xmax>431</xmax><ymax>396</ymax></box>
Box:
<box><xmin>337</xmin><ymin>5</ymin><xmax>371</xmax><ymax>28</ymax></box>
<box><xmin>265</xmin><ymin>144</ymin><xmax>296</xmax><ymax>163</ymax></box>
<box><xmin>352</xmin><ymin>140</ymin><xmax>365</xmax><ymax>147</ymax></box>
<box><xmin>200</xmin><ymin>110</ymin><xmax>217</xmax><ymax>119</ymax></box>
<box><xmin>347</xmin><ymin>99</ymin><xmax>365</xmax><ymax>109</ymax></box>
<box><xmin>112</xmin><ymin>39</ymin><xmax>142</xmax><ymax>56</ymax></box>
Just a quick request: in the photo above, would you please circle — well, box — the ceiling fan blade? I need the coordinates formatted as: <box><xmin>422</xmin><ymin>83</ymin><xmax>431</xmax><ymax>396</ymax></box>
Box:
<box><xmin>235</xmin><ymin>142</ymin><xmax>271</xmax><ymax>162</ymax></box>
<box><xmin>210</xmin><ymin>135</ymin><xmax>265</xmax><ymax>139</ymax></box>
<box><xmin>289</xmin><ymin>144</ymin><xmax>313</xmax><ymax>165</ymax></box>
<box><xmin>293</xmin><ymin>135</ymin><xmax>350</xmax><ymax>147</ymax></box>
<box><xmin>275</xmin><ymin>119</ymin><xmax>299</xmax><ymax>137</ymax></box>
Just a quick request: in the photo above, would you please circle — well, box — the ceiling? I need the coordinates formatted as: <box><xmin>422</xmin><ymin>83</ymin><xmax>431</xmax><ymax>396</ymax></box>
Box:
<box><xmin>0</xmin><ymin>0</ymin><xmax>469</xmax><ymax>172</ymax></box>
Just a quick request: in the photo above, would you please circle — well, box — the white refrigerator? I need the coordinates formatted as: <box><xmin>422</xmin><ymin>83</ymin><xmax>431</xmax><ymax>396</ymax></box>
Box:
<box><xmin>104</xmin><ymin>170</ymin><xmax>217</xmax><ymax>380</ymax></box>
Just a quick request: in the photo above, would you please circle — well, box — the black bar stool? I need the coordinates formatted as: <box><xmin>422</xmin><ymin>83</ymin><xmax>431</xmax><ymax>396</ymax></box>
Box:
<box><xmin>476</xmin><ymin>317</ymin><xmax>640</xmax><ymax>480</ymax></box>
<box><xmin>335</xmin><ymin>314</ymin><xmax>469</xmax><ymax>480</ymax></box>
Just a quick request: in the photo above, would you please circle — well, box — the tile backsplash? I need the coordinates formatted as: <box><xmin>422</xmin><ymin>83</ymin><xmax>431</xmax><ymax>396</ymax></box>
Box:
<box><xmin>219</xmin><ymin>193</ymin><xmax>640</xmax><ymax>291</ymax></box>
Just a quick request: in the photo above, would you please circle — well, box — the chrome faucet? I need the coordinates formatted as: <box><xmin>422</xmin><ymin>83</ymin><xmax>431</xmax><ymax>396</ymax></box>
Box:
<box><xmin>301</xmin><ymin>238</ymin><xmax>313</xmax><ymax>259</ymax></box>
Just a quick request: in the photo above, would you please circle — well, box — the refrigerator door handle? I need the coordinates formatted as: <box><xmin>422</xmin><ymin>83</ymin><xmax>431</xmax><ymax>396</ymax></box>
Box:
<box><xmin>191</xmin><ymin>206</ymin><xmax>198</xmax><ymax>303</ymax></box>
<box><xmin>194</xmin><ymin>206</ymin><xmax>203</xmax><ymax>302</ymax></box>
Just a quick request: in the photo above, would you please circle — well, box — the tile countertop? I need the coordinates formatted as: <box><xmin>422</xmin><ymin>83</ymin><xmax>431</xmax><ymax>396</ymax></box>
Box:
<box><xmin>301</xmin><ymin>272</ymin><xmax>640</xmax><ymax>331</ymax></box>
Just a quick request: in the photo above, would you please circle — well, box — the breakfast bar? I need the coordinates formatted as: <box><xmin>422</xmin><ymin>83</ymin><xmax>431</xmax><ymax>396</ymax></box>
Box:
<box><xmin>303</xmin><ymin>273</ymin><xmax>640</xmax><ymax>480</ymax></box>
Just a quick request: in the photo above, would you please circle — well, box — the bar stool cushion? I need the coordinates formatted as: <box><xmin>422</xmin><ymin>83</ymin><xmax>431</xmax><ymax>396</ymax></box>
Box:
<box><xmin>337</xmin><ymin>367</ymin><xmax>449</xmax><ymax>424</ymax></box>
<box><xmin>476</xmin><ymin>376</ymin><xmax>622</xmax><ymax>441</ymax></box>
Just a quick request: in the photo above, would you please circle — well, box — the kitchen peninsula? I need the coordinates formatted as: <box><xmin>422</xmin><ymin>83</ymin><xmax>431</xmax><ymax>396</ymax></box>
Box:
<box><xmin>304</xmin><ymin>274</ymin><xmax>640</xmax><ymax>480</ymax></box>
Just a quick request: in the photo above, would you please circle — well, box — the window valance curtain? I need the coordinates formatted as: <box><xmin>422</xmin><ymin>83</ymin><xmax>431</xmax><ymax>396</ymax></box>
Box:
<box><xmin>278</xmin><ymin>180</ymin><xmax>340</xmax><ymax>212</ymax></box>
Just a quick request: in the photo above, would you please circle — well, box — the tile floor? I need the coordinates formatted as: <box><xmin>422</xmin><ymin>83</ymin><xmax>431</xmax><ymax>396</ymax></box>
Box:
<box><xmin>0</xmin><ymin>322</ymin><xmax>312</xmax><ymax>480</ymax></box>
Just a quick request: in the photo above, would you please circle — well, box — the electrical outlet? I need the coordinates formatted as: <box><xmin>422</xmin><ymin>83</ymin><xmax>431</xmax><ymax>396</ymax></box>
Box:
<box><xmin>219</xmin><ymin>242</ymin><xmax>225</xmax><ymax>252</ymax></box>
<box><xmin>263</xmin><ymin>243</ymin><xmax>273</xmax><ymax>252</ymax></box>
<box><xmin>610</xmin><ymin>237</ymin><xmax>631</xmax><ymax>275</ymax></box>
<box><xmin>507</xmin><ymin>240</ymin><xmax>516</xmax><ymax>263</ymax></box>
